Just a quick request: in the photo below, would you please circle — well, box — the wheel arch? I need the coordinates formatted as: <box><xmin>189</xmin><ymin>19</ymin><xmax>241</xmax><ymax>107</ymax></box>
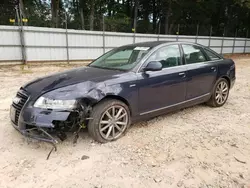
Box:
<box><xmin>98</xmin><ymin>95</ymin><xmax>132</xmax><ymax>115</ymax></box>
<box><xmin>220</xmin><ymin>76</ymin><xmax>231</xmax><ymax>88</ymax></box>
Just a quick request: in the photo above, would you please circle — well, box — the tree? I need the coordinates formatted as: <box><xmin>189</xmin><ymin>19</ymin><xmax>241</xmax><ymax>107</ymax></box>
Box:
<box><xmin>89</xmin><ymin>0</ymin><xmax>95</xmax><ymax>30</ymax></box>
<box><xmin>51</xmin><ymin>0</ymin><xmax>60</xmax><ymax>27</ymax></box>
<box><xmin>0</xmin><ymin>0</ymin><xmax>18</xmax><ymax>25</ymax></box>
<box><xmin>0</xmin><ymin>0</ymin><xmax>249</xmax><ymax>36</ymax></box>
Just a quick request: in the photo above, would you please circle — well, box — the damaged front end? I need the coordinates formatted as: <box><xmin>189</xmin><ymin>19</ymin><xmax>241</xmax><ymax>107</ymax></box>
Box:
<box><xmin>10</xmin><ymin>88</ymin><xmax>92</xmax><ymax>159</ymax></box>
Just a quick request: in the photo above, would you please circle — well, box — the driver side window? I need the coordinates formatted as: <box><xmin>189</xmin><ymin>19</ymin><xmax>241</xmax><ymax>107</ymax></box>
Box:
<box><xmin>147</xmin><ymin>45</ymin><xmax>181</xmax><ymax>69</ymax></box>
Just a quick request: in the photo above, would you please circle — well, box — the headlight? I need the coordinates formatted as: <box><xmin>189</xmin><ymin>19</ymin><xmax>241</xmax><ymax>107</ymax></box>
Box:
<box><xmin>34</xmin><ymin>97</ymin><xmax>76</xmax><ymax>110</ymax></box>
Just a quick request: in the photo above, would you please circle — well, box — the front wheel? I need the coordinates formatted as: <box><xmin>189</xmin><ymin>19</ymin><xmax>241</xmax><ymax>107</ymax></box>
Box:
<box><xmin>207</xmin><ymin>78</ymin><xmax>230</xmax><ymax>107</ymax></box>
<box><xmin>88</xmin><ymin>99</ymin><xmax>131</xmax><ymax>143</ymax></box>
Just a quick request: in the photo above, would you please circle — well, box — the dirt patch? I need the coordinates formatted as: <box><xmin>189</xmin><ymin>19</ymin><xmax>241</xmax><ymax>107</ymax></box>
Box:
<box><xmin>0</xmin><ymin>58</ymin><xmax>250</xmax><ymax>188</ymax></box>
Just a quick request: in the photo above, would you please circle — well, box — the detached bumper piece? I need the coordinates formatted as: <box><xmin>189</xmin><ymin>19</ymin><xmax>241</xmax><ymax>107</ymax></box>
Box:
<box><xmin>12</xmin><ymin>123</ymin><xmax>58</xmax><ymax>144</ymax></box>
<box><xmin>12</xmin><ymin>123</ymin><xmax>58</xmax><ymax>159</ymax></box>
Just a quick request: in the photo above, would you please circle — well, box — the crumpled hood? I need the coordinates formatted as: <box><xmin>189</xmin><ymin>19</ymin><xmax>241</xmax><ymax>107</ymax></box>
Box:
<box><xmin>23</xmin><ymin>66</ymin><xmax>122</xmax><ymax>96</ymax></box>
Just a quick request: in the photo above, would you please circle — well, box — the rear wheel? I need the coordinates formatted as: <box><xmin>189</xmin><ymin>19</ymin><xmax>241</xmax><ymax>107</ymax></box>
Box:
<box><xmin>207</xmin><ymin>78</ymin><xmax>229</xmax><ymax>107</ymax></box>
<box><xmin>88</xmin><ymin>99</ymin><xmax>131</xmax><ymax>143</ymax></box>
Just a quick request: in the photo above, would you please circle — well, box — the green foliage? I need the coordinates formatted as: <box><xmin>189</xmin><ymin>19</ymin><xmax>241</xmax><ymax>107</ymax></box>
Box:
<box><xmin>0</xmin><ymin>0</ymin><xmax>249</xmax><ymax>37</ymax></box>
<box><xmin>0</xmin><ymin>0</ymin><xmax>18</xmax><ymax>25</ymax></box>
<box><xmin>105</xmin><ymin>15</ymin><xmax>132</xmax><ymax>32</ymax></box>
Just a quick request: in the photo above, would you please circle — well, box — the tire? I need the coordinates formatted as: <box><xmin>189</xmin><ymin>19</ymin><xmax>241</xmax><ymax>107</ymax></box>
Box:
<box><xmin>207</xmin><ymin>78</ymin><xmax>230</xmax><ymax>107</ymax></box>
<box><xmin>88</xmin><ymin>99</ymin><xmax>131</xmax><ymax>143</ymax></box>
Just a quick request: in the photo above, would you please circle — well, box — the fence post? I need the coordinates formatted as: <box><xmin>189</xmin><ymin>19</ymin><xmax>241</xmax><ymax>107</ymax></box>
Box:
<box><xmin>133</xmin><ymin>15</ymin><xmax>136</xmax><ymax>43</ymax></box>
<box><xmin>16</xmin><ymin>5</ymin><xmax>27</xmax><ymax>64</ymax></box>
<box><xmin>65</xmin><ymin>12</ymin><xmax>69</xmax><ymax>64</ymax></box>
<box><xmin>243</xmin><ymin>29</ymin><xmax>249</xmax><ymax>54</ymax></box>
<box><xmin>208</xmin><ymin>26</ymin><xmax>212</xmax><ymax>47</ymax></box>
<box><xmin>157</xmin><ymin>21</ymin><xmax>161</xmax><ymax>41</ymax></box>
<box><xmin>195</xmin><ymin>24</ymin><xmax>199</xmax><ymax>43</ymax></box>
<box><xmin>102</xmin><ymin>15</ymin><xmax>105</xmax><ymax>54</ymax></box>
<box><xmin>220</xmin><ymin>27</ymin><xmax>226</xmax><ymax>55</ymax></box>
<box><xmin>133</xmin><ymin>31</ymin><xmax>136</xmax><ymax>44</ymax></box>
<box><xmin>232</xmin><ymin>29</ymin><xmax>237</xmax><ymax>54</ymax></box>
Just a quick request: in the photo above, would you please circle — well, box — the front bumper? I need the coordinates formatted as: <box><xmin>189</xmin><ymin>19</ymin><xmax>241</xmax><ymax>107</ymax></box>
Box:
<box><xmin>11</xmin><ymin>106</ymin><xmax>71</xmax><ymax>143</ymax></box>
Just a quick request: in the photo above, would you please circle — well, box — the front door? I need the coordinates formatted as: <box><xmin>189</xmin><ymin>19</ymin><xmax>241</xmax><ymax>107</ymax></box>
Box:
<box><xmin>137</xmin><ymin>44</ymin><xmax>187</xmax><ymax>114</ymax></box>
<box><xmin>181</xmin><ymin>44</ymin><xmax>218</xmax><ymax>100</ymax></box>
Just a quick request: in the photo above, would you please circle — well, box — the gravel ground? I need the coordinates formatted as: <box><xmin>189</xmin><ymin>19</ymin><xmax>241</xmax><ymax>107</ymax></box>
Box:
<box><xmin>0</xmin><ymin>58</ymin><xmax>250</xmax><ymax>188</ymax></box>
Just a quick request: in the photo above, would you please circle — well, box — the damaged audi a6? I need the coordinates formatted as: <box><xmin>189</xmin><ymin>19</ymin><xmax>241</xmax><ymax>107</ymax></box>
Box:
<box><xmin>10</xmin><ymin>41</ymin><xmax>236</xmax><ymax>144</ymax></box>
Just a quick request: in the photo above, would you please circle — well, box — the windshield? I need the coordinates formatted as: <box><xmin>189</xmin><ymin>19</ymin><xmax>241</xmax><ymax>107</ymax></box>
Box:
<box><xmin>89</xmin><ymin>46</ymin><xmax>151</xmax><ymax>71</ymax></box>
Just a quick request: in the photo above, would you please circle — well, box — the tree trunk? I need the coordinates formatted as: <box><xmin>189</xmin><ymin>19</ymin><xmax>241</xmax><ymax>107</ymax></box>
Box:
<box><xmin>153</xmin><ymin>0</ymin><xmax>157</xmax><ymax>33</ymax></box>
<box><xmin>108</xmin><ymin>0</ymin><xmax>111</xmax><ymax>16</ymax></box>
<box><xmin>89</xmin><ymin>0</ymin><xmax>95</xmax><ymax>30</ymax></box>
<box><xmin>51</xmin><ymin>0</ymin><xmax>60</xmax><ymax>28</ymax></box>
<box><xmin>19</xmin><ymin>0</ymin><xmax>27</xmax><ymax>25</ymax></box>
<box><xmin>169</xmin><ymin>22</ymin><xmax>175</xmax><ymax>34</ymax></box>
<box><xmin>80</xmin><ymin>7</ymin><xmax>85</xmax><ymax>30</ymax></box>
<box><xmin>133</xmin><ymin>0</ymin><xmax>139</xmax><ymax>32</ymax></box>
<box><xmin>164</xmin><ymin>0</ymin><xmax>172</xmax><ymax>34</ymax></box>
<box><xmin>127</xmin><ymin>0</ymin><xmax>131</xmax><ymax>17</ymax></box>
<box><xmin>158</xmin><ymin>19</ymin><xmax>161</xmax><ymax>34</ymax></box>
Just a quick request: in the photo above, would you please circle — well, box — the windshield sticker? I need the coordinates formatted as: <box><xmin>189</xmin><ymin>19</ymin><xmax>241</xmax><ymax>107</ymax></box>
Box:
<box><xmin>134</xmin><ymin>47</ymin><xmax>150</xmax><ymax>51</ymax></box>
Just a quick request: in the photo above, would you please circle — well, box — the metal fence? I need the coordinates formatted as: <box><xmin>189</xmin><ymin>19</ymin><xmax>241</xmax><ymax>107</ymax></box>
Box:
<box><xmin>0</xmin><ymin>3</ymin><xmax>249</xmax><ymax>64</ymax></box>
<box><xmin>0</xmin><ymin>25</ymin><xmax>250</xmax><ymax>64</ymax></box>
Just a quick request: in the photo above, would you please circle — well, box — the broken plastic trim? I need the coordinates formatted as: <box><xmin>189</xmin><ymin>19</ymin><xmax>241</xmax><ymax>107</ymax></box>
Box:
<box><xmin>38</xmin><ymin>128</ymin><xmax>58</xmax><ymax>160</ymax></box>
<box><xmin>12</xmin><ymin>102</ymin><xmax>93</xmax><ymax>160</ymax></box>
<box><xmin>12</xmin><ymin>123</ymin><xmax>58</xmax><ymax>160</ymax></box>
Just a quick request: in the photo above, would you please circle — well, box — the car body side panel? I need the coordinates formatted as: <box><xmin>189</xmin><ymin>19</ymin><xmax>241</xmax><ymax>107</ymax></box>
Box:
<box><xmin>101</xmin><ymin>73</ymin><xmax>139</xmax><ymax>116</ymax></box>
<box><xmin>132</xmin><ymin>92</ymin><xmax>211</xmax><ymax>123</ymax></box>
<box><xmin>185</xmin><ymin>62</ymin><xmax>218</xmax><ymax>100</ymax></box>
<box><xmin>216</xmin><ymin>58</ymin><xmax>236</xmax><ymax>85</ymax></box>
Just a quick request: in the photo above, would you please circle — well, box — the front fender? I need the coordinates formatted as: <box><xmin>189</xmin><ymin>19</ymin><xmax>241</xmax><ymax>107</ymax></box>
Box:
<box><xmin>41</xmin><ymin>81</ymin><xmax>105</xmax><ymax>101</ymax></box>
<box><xmin>40</xmin><ymin>81</ymin><xmax>128</xmax><ymax>106</ymax></box>
<box><xmin>39</xmin><ymin>80</ymin><xmax>138</xmax><ymax>116</ymax></box>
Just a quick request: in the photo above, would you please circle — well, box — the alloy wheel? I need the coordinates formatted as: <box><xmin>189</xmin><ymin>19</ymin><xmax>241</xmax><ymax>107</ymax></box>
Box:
<box><xmin>99</xmin><ymin>105</ymin><xmax>128</xmax><ymax>140</ymax></box>
<box><xmin>215</xmin><ymin>81</ymin><xmax>229</xmax><ymax>105</ymax></box>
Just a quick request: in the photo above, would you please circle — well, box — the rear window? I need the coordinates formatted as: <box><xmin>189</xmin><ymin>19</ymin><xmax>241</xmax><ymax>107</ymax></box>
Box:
<box><xmin>182</xmin><ymin>44</ymin><xmax>206</xmax><ymax>64</ymax></box>
<box><xmin>204</xmin><ymin>49</ymin><xmax>221</xmax><ymax>61</ymax></box>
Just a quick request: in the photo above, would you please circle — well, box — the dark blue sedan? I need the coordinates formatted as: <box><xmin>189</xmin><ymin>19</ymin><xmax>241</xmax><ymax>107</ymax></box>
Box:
<box><xmin>10</xmin><ymin>41</ymin><xmax>236</xmax><ymax>143</ymax></box>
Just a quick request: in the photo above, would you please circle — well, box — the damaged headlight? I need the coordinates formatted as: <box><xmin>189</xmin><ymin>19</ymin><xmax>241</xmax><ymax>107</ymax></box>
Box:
<box><xmin>34</xmin><ymin>97</ymin><xmax>76</xmax><ymax>110</ymax></box>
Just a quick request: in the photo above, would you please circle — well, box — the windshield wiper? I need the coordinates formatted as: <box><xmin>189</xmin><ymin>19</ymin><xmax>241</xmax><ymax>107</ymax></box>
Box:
<box><xmin>89</xmin><ymin>65</ymin><xmax>126</xmax><ymax>71</ymax></box>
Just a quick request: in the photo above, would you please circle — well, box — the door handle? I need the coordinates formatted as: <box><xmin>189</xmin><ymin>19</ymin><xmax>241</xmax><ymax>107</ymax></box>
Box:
<box><xmin>178</xmin><ymin>72</ymin><xmax>186</xmax><ymax>77</ymax></box>
<box><xmin>211</xmin><ymin>67</ymin><xmax>216</xmax><ymax>72</ymax></box>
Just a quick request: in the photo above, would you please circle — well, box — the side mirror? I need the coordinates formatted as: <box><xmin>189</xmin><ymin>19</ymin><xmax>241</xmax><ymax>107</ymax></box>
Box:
<box><xmin>143</xmin><ymin>61</ymin><xmax>162</xmax><ymax>72</ymax></box>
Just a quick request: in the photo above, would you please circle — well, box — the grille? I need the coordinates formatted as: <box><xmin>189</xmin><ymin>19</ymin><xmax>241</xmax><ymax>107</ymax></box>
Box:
<box><xmin>12</xmin><ymin>89</ymin><xmax>29</xmax><ymax>124</ymax></box>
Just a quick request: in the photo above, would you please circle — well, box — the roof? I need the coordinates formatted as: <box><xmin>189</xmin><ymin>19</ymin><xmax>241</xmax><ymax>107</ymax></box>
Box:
<box><xmin>124</xmin><ymin>41</ymin><xmax>172</xmax><ymax>48</ymax></box>
<box><xmin>121</xmin><ymin>41</ymin><xmax>209</xmax><ymax>49</ymax></box>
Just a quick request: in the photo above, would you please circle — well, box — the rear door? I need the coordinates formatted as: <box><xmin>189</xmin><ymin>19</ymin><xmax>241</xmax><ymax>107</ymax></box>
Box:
<box><xmin>181</xmin><ymin>44</ymin><xmax>218</xmax><ymax>100</ymax></box>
